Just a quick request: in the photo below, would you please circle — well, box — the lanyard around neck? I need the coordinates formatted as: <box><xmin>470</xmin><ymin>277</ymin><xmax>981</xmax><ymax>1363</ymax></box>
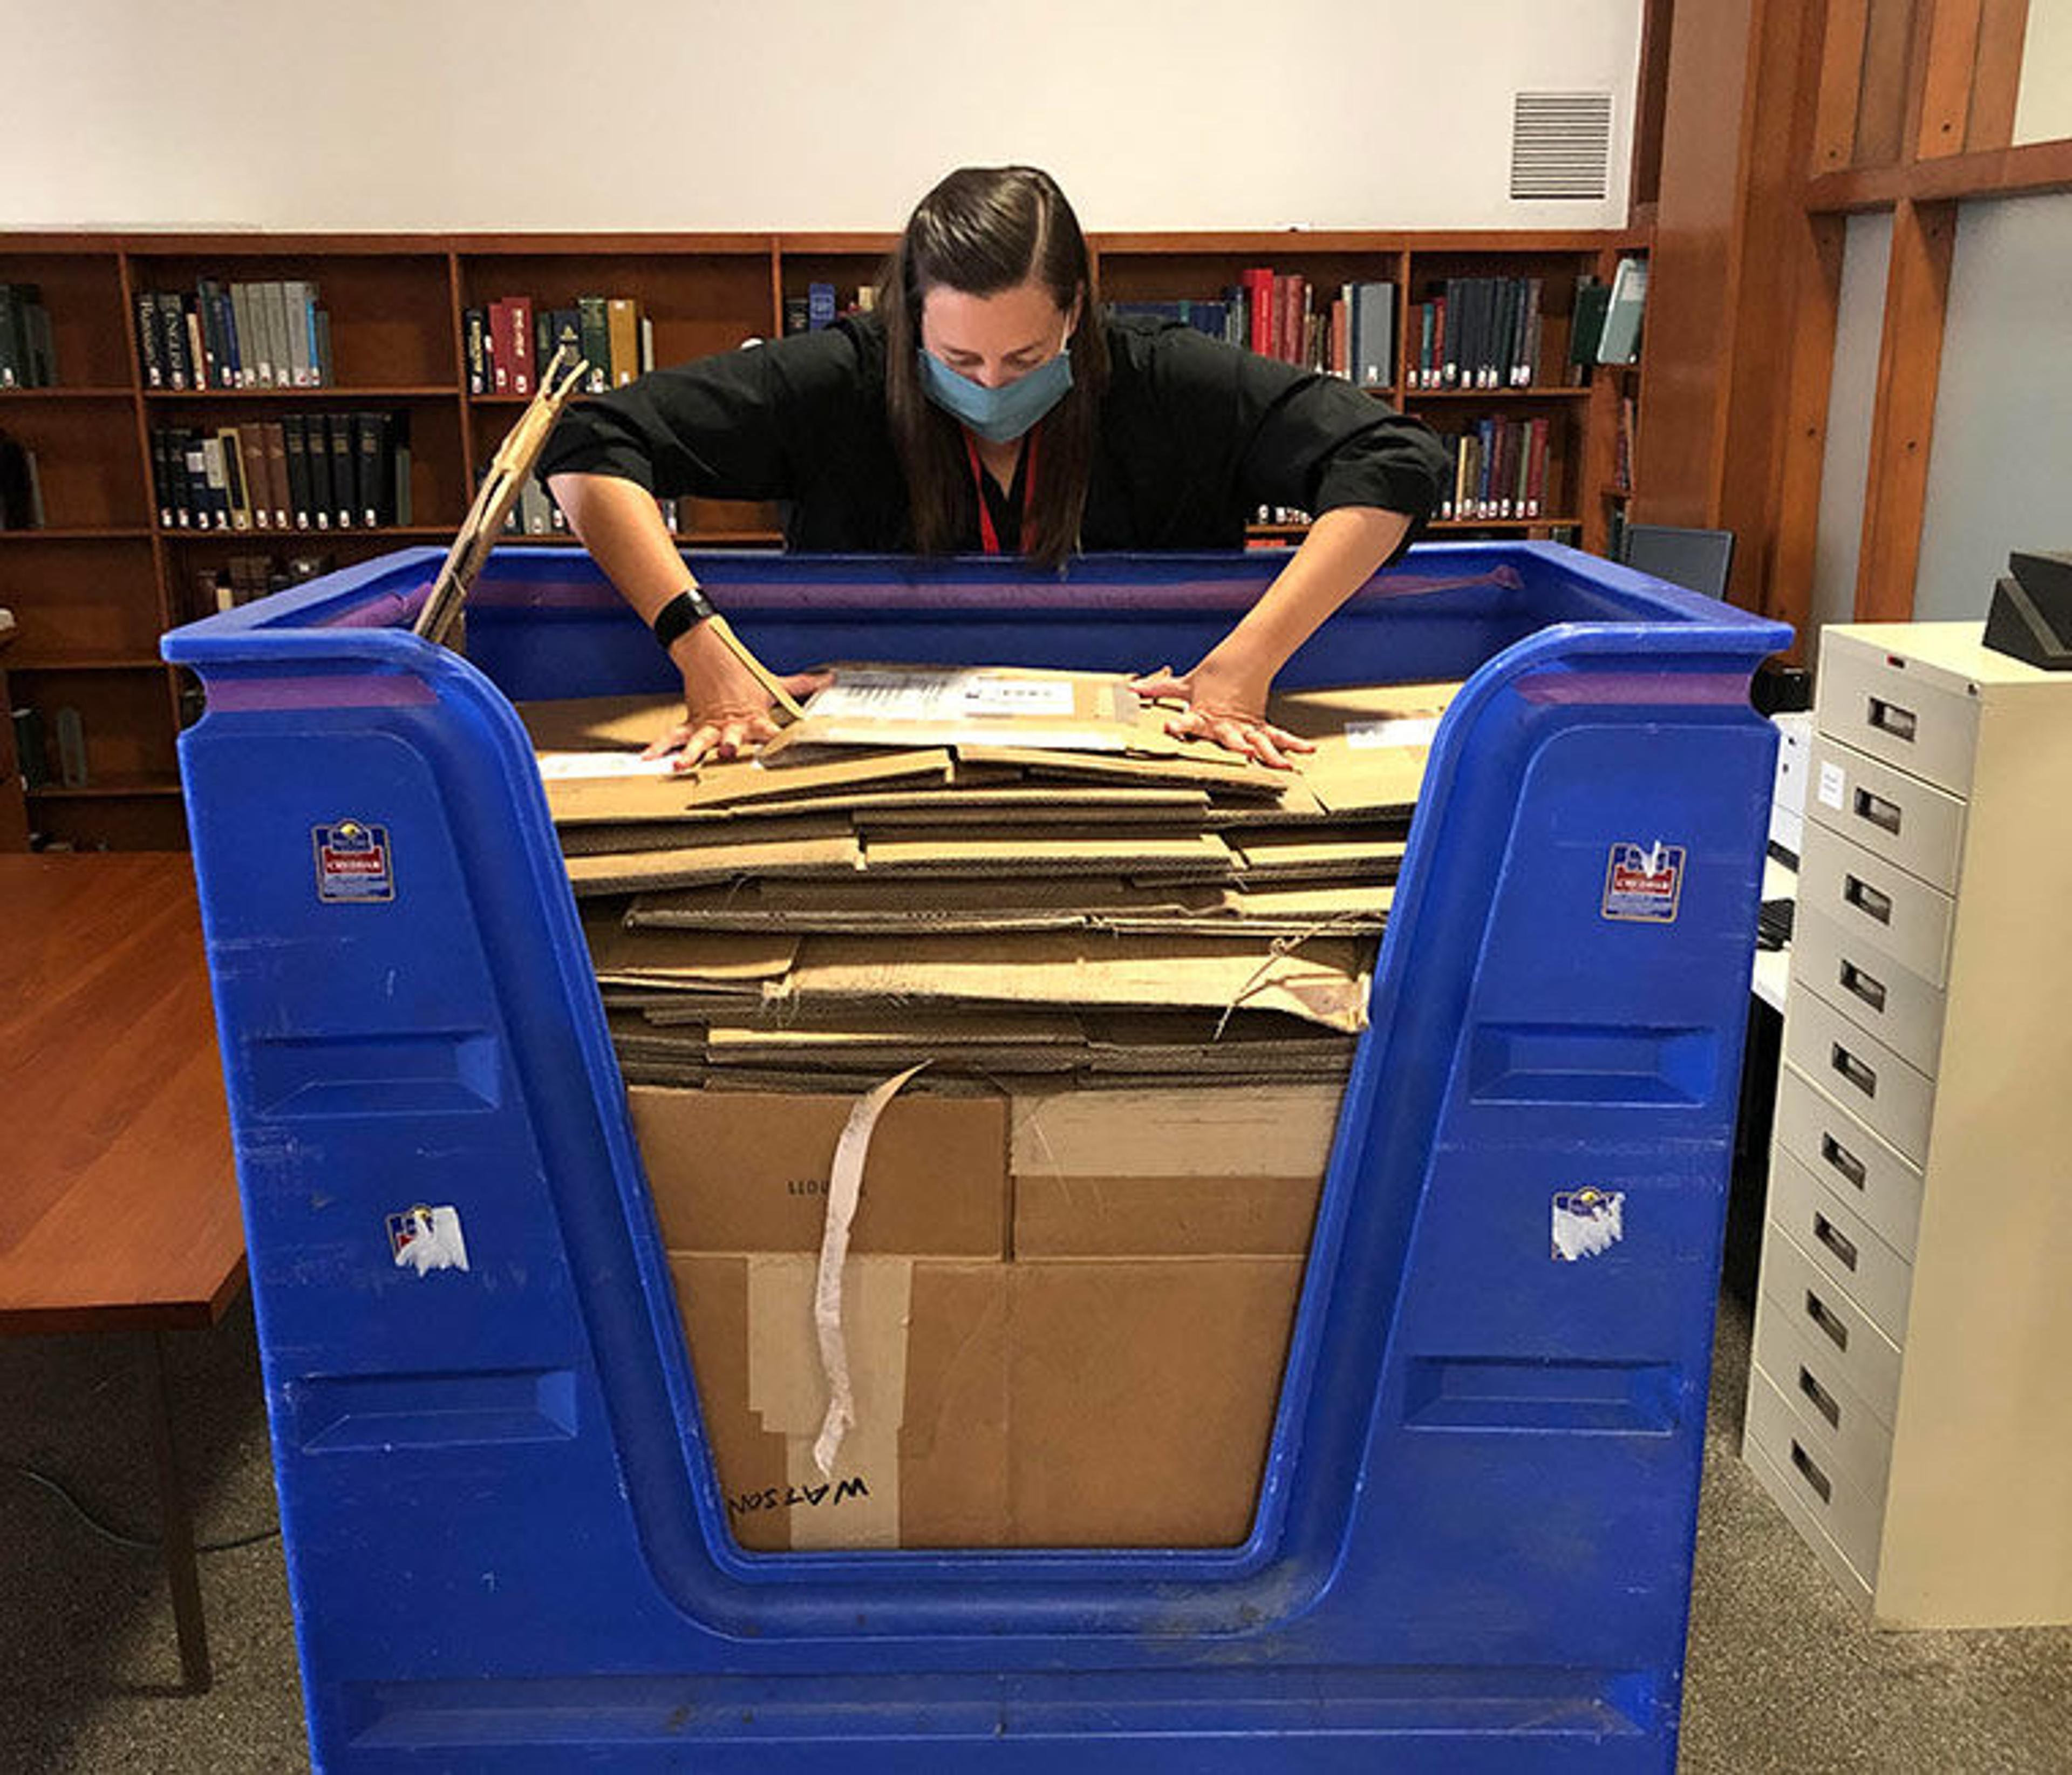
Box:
<box><xmin>963</xmin><ymin>428</ymin><xmax>1038</xmax><ymax>556</ymax></box>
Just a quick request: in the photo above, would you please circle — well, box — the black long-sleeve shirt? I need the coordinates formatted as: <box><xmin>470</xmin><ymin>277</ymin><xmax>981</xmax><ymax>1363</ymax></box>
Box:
<box><xmin>537</xmin><ymin>311</ymin><xmax>1449</xmax><ymax>560</ymax></box>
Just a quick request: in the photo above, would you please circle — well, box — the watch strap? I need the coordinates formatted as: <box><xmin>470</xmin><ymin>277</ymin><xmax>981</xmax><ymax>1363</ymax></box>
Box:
<box><xmin>650</xmin><ymin>585</ymin><xmax>717</xmax><ymax>651</ymax></box>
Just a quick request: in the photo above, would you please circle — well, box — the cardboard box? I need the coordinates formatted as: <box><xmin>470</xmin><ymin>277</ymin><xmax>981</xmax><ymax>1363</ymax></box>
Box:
<box><xmin>630</xmin><ymin>1085</ymin><xmax>1008</xmax><ymax>1257</ymax></box>
<box><xmin>645</xmin><ymin>1083</ymin><xmax>1323</xmax><ymax>1552</ymax></box>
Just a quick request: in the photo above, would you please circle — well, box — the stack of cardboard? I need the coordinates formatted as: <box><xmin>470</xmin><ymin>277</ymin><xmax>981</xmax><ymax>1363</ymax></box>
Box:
<box><xmin>521</xmin><ymin>664</ymin><xmax>1458</xmax><ymax>1549</ymax></box>
<box><xmin>523</xmin><ymin>667</ymin><xmax>1457</xmax><ymax>1096</ymax></box>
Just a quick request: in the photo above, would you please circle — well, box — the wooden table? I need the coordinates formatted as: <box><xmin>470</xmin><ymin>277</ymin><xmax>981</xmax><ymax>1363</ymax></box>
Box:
<box><xmin>0</xmin><ymin>853</ymin><xmax>247</xmax><ymax>1691</ymax></box>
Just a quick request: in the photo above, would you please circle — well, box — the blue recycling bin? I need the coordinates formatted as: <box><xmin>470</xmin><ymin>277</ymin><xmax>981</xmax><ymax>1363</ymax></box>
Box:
<box><xmin>165</xmin><ymin>542</ymin><xmax>1789</xmax><ymax>1772</ymax></box>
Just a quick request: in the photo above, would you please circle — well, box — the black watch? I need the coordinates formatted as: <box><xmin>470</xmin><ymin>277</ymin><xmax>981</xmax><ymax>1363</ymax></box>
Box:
<box><xmin>650</xmin><ymin>586</ymin><xmax>717</xmax><ymax>651</ymax></box>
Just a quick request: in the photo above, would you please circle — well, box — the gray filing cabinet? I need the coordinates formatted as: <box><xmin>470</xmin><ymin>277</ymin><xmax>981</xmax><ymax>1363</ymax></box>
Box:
<box><xmin>1743</xmin><ymin>622</ymin><xmax>2072</xmax><ymax>1628</ymax></box>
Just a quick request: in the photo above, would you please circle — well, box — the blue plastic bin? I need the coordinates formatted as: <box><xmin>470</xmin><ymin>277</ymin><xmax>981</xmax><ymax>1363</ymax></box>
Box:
<box><xmin>165</xmin><ymin>542</ymin><xmax>1789</xmax><ymax>1772</ymax></box>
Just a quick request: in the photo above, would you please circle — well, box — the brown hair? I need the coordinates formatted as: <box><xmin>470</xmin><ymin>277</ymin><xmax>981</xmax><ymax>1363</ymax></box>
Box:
<box><xmin>876</xmin><ymin>165</ymin><xmax>1108</xmax><ymax>572</ymax></box>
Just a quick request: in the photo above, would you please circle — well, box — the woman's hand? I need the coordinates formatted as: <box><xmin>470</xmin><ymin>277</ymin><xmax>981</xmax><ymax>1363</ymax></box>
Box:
<box><xmin>645</xmin><ymin>624</ymin><xmax>833</xmax><ymax>770</ymax></box>
<box><xmin>1129</xmin><ymin>654</ymin><xmax>1315</xmax><ymax>771</ymax></box>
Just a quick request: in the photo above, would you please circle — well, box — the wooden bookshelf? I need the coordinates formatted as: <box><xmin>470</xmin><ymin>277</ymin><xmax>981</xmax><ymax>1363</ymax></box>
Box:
<box><xmin>0</xmin><ymin>226</ymin><xmax>1647</xmax><ymax>850</ymax></box>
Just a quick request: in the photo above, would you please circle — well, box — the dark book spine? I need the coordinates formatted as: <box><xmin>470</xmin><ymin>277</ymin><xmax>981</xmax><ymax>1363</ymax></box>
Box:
<box><xmin>313</xmin><ymin>307</ymin><xmax>333</xmax><ymax>387</ymax></box>
<box><xmin>159</xmin><ymin>294</ymin><xmax>192</xmax><ymax>391</ymax></box>
<box><xmin>135</xmin><ymin>291</ymin><xmax>167</xmax><ymax>389</ymax></box>
<box><xmin>355</xmin><ymin>411</ymin><xmax>384</xmax><ymax>528</ymax></box>
<box><xmin>282</xmin><ymin>414</ymin><xmax>313</xmax><ymax>529</ymax></box>
<box><xmin>148</xmin><ymin>429</ymin><xmax>173</xmax><ymax>527</ymax></box>
<box><xmin>326</xmin><ymin>413</ymin><xmax>354</xmax><ymax>528</ymax></box>
<box><xmin>178</xmin><ymin>429</ymin><xmax>207</xmax><ymax>528</ymax></box>
<box><xmin>0</xmin><ymin>284</ymin><xmax>21</xmax><ymax>387</ymax></box>
<box><xmin>578</xmin><ymin>296</ymin><xmax>609</xmax><ymax>392</ymax></box>
<box><xmin>463</xmin><ymin>307</ymin><xmax>487</xmax><ymax>395</ymax></box>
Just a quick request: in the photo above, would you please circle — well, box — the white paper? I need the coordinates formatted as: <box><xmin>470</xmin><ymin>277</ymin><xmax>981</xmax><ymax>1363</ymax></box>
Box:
<box><xmin>1345</xmin><ymin>715</ymin><xmax>1443</xmax><ymax>750</ymax></box>
<box><xmin>1817</xmin><ymin>760</ymin><xmax>1845</xmax><ymax>811</ymax></box>
<box><xmin>535</xmin><ymin>751</ymin><xmax>676</xmax><ymax>781</ymax></box>
<box><xmin>807</xmin><ymin>669</ymin><xmax>1076</xmax><ymax>723</ymax></box>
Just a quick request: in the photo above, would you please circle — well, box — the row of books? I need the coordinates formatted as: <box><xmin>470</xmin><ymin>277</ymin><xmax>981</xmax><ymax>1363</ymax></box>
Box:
<box><xmin>135</xmin><ymin>281</ymin><xmax>333</xmax><ymax>391</ymax></box>
<box><xmin>0</xmin><ymin>431</ymin><xmax>46</xmax><ymax>527</ymax></box>
<box><xmin>0</xmin><ymin>284</ymin><xmax>59</xmax><ymax>387</ymax></box>
<box><xmin>149</xmin><ymin>415</ymin><xmax>412</xmax><ymax>534</ymax></box>
<box><xmin>1115</xmin><ymin>277</ymin><xmax>1398</xmax><ymax>387</ymax></box>
<box><xmin>11</xmin><ymin>704</ymin><xmax>86</xmax><ymax>791</ymax></box>
<box><xmin>194</xmin><ymin>551</ymin><xmax>335</xmax><ymax>614</ymax></box>
<box><xmin>781</xmin><ymin>283</ymin><xmax>876</xmax><ymax>335</ymax></box>
<box><xmin>1435</xmin><ymin>417</ymin><xmax>1556</xmax><ymax>521</ymax></box>
<box><xmin>464</xmin><ymin>298</ymin><xmax>655</xmax><ymax>398</ymax></box>
<box><xmin>495</xmin><ymin>471</ymin><xmax>686</xmax><ymax>538</ymax></box>
<box><xmin>1405</xmin><ymin>278</ymin><xmax>1578</xmax><ymax>390</ymax></box>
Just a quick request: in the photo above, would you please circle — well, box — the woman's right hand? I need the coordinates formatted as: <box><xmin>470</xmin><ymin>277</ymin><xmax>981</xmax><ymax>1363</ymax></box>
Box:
<box><xmin>644</xmin><ymin>624</ymin><xmax>833</xmax><ymax>770</ymax></box>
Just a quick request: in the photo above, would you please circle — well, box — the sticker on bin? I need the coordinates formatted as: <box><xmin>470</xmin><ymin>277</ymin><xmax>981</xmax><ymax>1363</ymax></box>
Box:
<box><xmin>1552</xmin><ymin>1188</ymin><xmax>1625</xmax><ymax>1261</ymax></box>
<box><xmin>1345</xmin><ymin>714</ymin><xmax>1442</xmax><ymax>750</ymax></box>
<box><xmin>1601</xmin><ymin>840</ymin><xmax>1685</xmax><ymax>923</ymax></box>
<box><xmin>312</xmin><ymin>820</ymin><xmax>394</xmax><ymax>903</ymax></box>
<box><xmin>387</xmin><ymin>1204</ymin><xmax>469</xmax><ymax>1276</ymax></box>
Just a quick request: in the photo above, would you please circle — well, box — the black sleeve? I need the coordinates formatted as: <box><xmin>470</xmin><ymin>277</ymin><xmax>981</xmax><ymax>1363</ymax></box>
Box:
<box><xmin>536</xmin><ymin>323</ymin><xmax>868</xmax><ymax>501</ymax></box>
<box><xmin>1147</xmin><ymin>325</ymin><xmax>1450</xmax><ymax>562</ymax></box>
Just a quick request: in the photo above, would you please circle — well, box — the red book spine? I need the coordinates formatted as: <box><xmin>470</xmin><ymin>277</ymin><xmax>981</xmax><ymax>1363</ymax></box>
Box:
<box><xmin>487</xmin><ymin>300</ymin><xmax>511</xmax><ymax>392</ymax></box>
<box><xmin>1430</xmin><ymin>297</ymin><xmax>1447</xmax><ymax>391</ymax></box>
<box><xmin>1526</xmin><ymin>417</ymin><xmax>1549</xmax><ymax>516</ymax></box>
<box><xmin>507</xmin><ymin>297</ymin><xmax>534</xmax><ymax>396</ymax></box>
<box><xmin>1243</xmin><ymin>268</ymin><xmax>1272</xmax><ymax>356</ymax></box>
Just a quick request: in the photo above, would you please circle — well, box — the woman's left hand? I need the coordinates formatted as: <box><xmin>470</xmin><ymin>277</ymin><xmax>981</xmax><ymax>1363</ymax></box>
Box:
<box><xmin>1129</xmin><ymin>657</ymin><xmax>1316</xmax><ymax>771</ymax></box>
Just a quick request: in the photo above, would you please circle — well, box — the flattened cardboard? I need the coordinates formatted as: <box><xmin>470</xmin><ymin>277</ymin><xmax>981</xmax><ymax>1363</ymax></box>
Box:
<box><xmin>628</xmin><ymin>879</ymin><xmax>1221</xmax><ymax>935</ymax></box>
<box><xmin>519</xmin><ymin>692</ymin><xmax>681</xmax><ymax>753</ymax></box>
<box><xmin>1277</xmin><ymin>681</ymin><xmax>1464</xmax><ymax>817</ymax></box>
<box><xmin>859</xmin><ymin>829</ymin><xmax>1236</xmax><ymax>881</ymax></box>
<box><xmin>583</xmin><ymin>912</ymin><xmax>798</xmax><ymax>986</ymax></box>
<box><xmin>1006</xmin><ymin>1258</ymin><xmax>1304</xmax><ymax>1547</ymax></box>
<box><xmin>689</xmin><ymin>749</ymin><xmax>958</xmax><ymax>808</ymax></box>
<box><xmin>564</xmin><ymin>832</ymin><xmax>864</xmax><ymax>895</ymax></box>
<box><xmin>847</xmin><ymin>788</ymin><xmax>1210</xmax><ymax>826</ymax></box>
<box><xmin>1232</xmin><ymin>832</ymin><xmax>1408</xmax><ymax>880</ymax></box>
<box><xmin>773</xmin><ymin>933</ymin><xmax>1372</xmax><ymax>1033</ymax></box>
<box><xmin>963</xmin><ymin>745</ymin><xmax>1282</xmax><ymax>797</ymax></box>
<box><xmin>630</xmin><ymin>1085</ymin><xmax>1009</xmax><ymax>1257</ymax></box>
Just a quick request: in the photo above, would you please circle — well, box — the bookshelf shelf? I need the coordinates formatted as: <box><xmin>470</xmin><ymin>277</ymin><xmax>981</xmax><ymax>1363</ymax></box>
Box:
<box><xmin>0</xmin><ymin>528</ymin><xmax>155</xmax><ymax>542</ymax></box>
<box><xmin>1404</xmin><ymin>387</ymin><xmax>1593</xmax><ymax>401</ymax></box>
<box><xmin>26</xmin><ymin>777</ymin><xmax>185</xmax><ymax>800</ymax></box>
<box><xmin>0</xmin><ymin>225</ymin><xmax>1647</xmax><ymax>851</ymax></box>
<box><xmin>0</xmin><ymin>387</ymin><xmax>137</xmax><ymax>401</ymax></box>
<box><xmin>144</xmin><ymin>386</ymin><xmax>461</xmax><ymax>402</ymax></box>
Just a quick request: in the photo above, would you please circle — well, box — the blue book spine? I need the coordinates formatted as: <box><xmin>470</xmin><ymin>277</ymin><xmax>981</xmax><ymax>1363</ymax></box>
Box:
<box><xmin>807</xmin><ymin>283</ymin><xmax>837</xmax><ymax>330</ymax></box>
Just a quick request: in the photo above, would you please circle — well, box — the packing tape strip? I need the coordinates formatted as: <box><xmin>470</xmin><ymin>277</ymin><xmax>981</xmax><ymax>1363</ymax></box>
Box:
<box><xmin>812</xmin><ymin>1063</ymin><xmax>928</xmax><ymax>1480</ymax></box>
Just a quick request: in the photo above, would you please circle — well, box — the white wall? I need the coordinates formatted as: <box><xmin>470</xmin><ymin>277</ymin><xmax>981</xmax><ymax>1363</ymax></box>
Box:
<box><xmin>1914</xmin><ymin>194</ymin><xmax>2072</xmax><ymax>621</ymax></box>
<box><xmin>1</xmin><ymin>0</ymin><xmax>1642</xmax><ymax>232</ymax></box>
<box><xmin>2014</xmin><ymin>0</ymin><xmax>2072</xmax><ymax>144</ymax></box>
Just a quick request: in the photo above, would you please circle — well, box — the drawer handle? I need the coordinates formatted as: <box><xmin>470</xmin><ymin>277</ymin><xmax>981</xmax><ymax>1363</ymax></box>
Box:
<box><xmin>1838</xmin><ymin>959</ymin><xmax>1887</xmax><ymax>1014</ymax></box>
<box><xmin>1813</xmin><ymin>1212</ymin><xmax>1860</xmax><ymax>1272</ymax></box>
<box><xmin>1831</xmin><ymin>1042</ymin><xmax>1878</xmax><ymax>1099</ymax></box>
<box><xmin>1798</xmin><ymin>1365</ymin><xmax>1842</xmax><ymax>1429</ymax></box>
<box><xmin>1843</xmin><ymin>874</ymin><xmax>1893</xmax><ymax>925</ymax></box>
<box><xmin>1805</xmin><ymin>1288</ymin><xmax>1850</xmax><ymax>1352</ymax></box>
<box><xmin>1820</xmin><ymin>1132</ymin><xmax>1867</xmax><ymax>1190</ymax></box>
<box><xmin>1868</xmin><ymin>696</ymin><xmax>1918</xmax><ymax>743</ymax></box>
<box><xmin>1853</xmin><ymin>787</ymin><xmax>1903</xmax><ymax>836</ymax></box>
<box><xmin>1790</xmin><ymin>1438</ymin><xmax>1834</xmax><ymax>1505</ymax></box>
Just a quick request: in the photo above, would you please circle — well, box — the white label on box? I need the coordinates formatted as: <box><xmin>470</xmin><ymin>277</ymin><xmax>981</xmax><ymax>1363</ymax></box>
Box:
<box><xmin>1345</xmin><ymin>715</ymin><xmax>1442</xmax><ymax>750</ymax></box>
<box><xmin>535</xmin><ymin>751</ymin><xmax>676</xmax><ymax>780</ymax></box>
<box><xmin>1817</xmin><ymin>760</ymin><xmax>1846</xmax><ymax>810</ymax></box>
<box><xmin>809</xmin><ymin>671</ymin><xmax>1076</xmax><ymax>723</ymax></box>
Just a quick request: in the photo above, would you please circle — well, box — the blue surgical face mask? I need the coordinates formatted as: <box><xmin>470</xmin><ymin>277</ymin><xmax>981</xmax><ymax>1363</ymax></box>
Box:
<box><xmin>917</xmin><ymin>331</ymin><xmax>1075</xmax><ymax>444</ymax></box>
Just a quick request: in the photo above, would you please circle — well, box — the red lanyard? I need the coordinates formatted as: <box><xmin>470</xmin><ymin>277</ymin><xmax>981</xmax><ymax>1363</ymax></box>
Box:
<box><xmin>963</xmin><ymin>428</ymin><xmax>1038</xmax><ymax>555</ymax></box>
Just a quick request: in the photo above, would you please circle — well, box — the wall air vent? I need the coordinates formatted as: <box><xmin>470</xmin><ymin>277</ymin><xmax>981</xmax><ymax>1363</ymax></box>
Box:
<box><xmin>1511</xmin><ymin>91</ymin><xmax>1613</xmax><ymax>200</ymax></box>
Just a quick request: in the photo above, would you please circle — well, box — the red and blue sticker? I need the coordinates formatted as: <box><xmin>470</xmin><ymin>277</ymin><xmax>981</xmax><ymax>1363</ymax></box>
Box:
<box><xmin>1601</xmin><ymin>840</ymin><xmax>1685</xmax><ymax>923</ymax></box>
<box><xmin>312</xmin><ymin>820</ymin><xmax>394</xmax><ymax>903</ymax></box>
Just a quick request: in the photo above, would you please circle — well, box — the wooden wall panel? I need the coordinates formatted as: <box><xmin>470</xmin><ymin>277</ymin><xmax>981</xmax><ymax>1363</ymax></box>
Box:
<box><xmin>1918</xmin><ymin>0</ymin><xmax>1986</xmax><ymax>157</ymax></box>
<box><xmin>1966</xmin><ymin>0</ymin><xmax>2031</xmax><ymax>151</ymax></box>
<box><xmin>1816</xmin><ymin>0</ymin><xmax>1874</xmax><ymax>173</ymax></box>
<box><xmin>1769</xmin><ymin>214</ymin><xmax>1849</xmax><ymax>652</ymax></box>
<box><xmin>1858</xmin><ymin>0</ymin><xmax>1924</xmax><ymax>164</ymax></box>
<box><xmin>1856</xmin><ymin>199</ymin><xmax>1957</xmax><ymax>620</ymax></box>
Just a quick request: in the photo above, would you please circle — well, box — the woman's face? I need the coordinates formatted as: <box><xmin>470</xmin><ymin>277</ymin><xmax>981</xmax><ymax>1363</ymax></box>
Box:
<box><xmin>919</xmin><ymin>278</ymin><xmax>1079</xmax><ymax>389</ymax></box>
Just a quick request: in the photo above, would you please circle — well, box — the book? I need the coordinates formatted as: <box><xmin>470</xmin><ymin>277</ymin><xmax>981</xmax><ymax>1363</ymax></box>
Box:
<box><xmin>1598</xmin><ymin>257</ymin><xmax>1648</xmax><ymax>364</ymax></box>
<box><xmin>355</xmin><ymin>411</ymin><xmax>385</xmax><ymax>528</ymax></box>
<box><xmin>216</xmin><ymin>427</ymin><xmax>255</xmax><ymax>530</ymax></box>
<box><xmin>1570</xmin><ymin>278</ymin><xmax>1612</xmax><ymax>369</ymax></box>
<box><xmin>464</xmin><ymin>307</ymin><xmax>488</xmax><ymax>395</ymax></box>
<box><xmin>505</xmin><ymin>297</ymin><xmax>534</xmax><ymax>396</ymax></box>
<box><xmin>578</xmin><ymin>296</ymin><xmax>610</xmax><ymax>392</ymax></box>
<box><xmin>327</xmin><ymin>412</ymin><xmax>355</xmax><ymax>527</ymax></box>
<box><xmin>261</xmin><ymin>420</ymin><xmax>291</xmax><ymax>528</ymax></box>
<box><xmin>807</xmin><ymin>283</ymin><xmax>836</xmax><ymax>332</ymax></box>
<box><xmin>607</xmin><ymin>297</ymin><xmax>640</xmax><ymax>384</ymax></box>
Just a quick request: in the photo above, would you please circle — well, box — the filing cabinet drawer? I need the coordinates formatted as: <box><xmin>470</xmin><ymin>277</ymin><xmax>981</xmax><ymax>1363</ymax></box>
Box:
<box><xmin>1753</xmin><ymin>1289</ymin><xmax>1896</xmax><ymax>1499</ymax></box>
<box><xmin>1816</xmin><ymin>634</ymin><xmax>1980</xmax><ymax>795</ymax></box>
<box><xmin>1768</xmin><ymin>1148</ymin><xmax>1914</xmax><ymax>1343</ymax></box>
<box><xmin>1793</xmin><ymin>906</ymin><xmax>1948</xmax><ymax>1077</ymax></box>
<box><xmin>1807</xmin><ymin>732</ymin><xmax>1968</xmax><ymax>894</ymax></box>
<box><xmin>1745</xmin><ymin>1362</ymin><xmax>1886</xmax><ymax>1584</ymax></box>
<box><xmin>1784</xmin><ymin>989</ymin><xmax>1937</xmax><ymax>1167</ymax></box>
<box><xmin>1773</xmin><ymin>1062</ymin><xmax>1925</xmax><ymax>1260</ymax></box>
<box><xmin>1759</xmin><ymin>1219</ymin><xmax>1904</xmax><ymax>1425</ymax></box>
<box><xmin>1798</xmin><ymin>824</ymin><xmax>1956</xmax><ymax>988</ymax></box>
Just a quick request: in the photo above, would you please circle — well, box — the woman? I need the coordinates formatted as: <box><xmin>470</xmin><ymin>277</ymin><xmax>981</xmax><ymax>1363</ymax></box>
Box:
<box><xmin>541</xmin><ymin>165</ymin><xmax>1448</xmax><ymax>769</ymax></box>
